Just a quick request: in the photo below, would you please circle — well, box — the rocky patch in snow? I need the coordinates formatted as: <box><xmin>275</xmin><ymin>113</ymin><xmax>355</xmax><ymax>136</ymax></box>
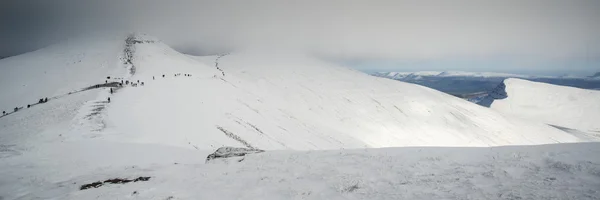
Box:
<box><xmin>79</xmin><ymin>176</ymin><xmax>151</xmax><ymax>190</ymax></box>
<box><xmin>206</xmin><ymin>146</ymin><xmax>264</xmax><ymax>163</ymax></box>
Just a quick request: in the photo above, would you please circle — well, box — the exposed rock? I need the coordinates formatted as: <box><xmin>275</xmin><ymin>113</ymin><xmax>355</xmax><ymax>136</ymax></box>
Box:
<box><xmin>79</xmin><ymin>176</ymin><xmax>151</xmax><ymax>190</ymax></box>
<box><xmin>206</xmin><ymin>147</ymin><xmax>264</xmax><ymax>163</ymax></box>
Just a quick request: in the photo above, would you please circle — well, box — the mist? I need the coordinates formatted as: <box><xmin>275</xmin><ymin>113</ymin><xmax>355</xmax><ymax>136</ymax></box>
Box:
<box><xmin>2</xmin><ymin>0</ymin><xmax>599</xmax><ymax>73</ymax></box>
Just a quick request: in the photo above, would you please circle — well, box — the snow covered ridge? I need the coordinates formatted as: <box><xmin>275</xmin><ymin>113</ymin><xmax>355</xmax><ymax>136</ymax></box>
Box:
<box><xmin>482</xmin><ymin>78</ymin><xmax>600</xmax><ymax>134</ymax></box>
<box><xmin>1</xmin><ymin>34</ymin><xmax>599</xmax><ymax>199</ymax></box>
<box><xmin>0</xmin><ymin>34</ymin><xmax>596</xmax><ymax>150</ymax></box>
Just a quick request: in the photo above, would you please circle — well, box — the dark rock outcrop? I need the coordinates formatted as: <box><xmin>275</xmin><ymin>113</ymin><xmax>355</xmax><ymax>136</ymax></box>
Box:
<box><xmin>80</xmin><ymin>176</ymin><xmax>151</xmax><ymax>190</ymax></box>
<box><xmin>477</xmin><ymin>81</ymin><xmax>508</xmax><ymax>107</ymax></box>
<box><xmin>206</xmin><ymin>147</ymin><xmax>264</xmax><ymax>163</ymax></box>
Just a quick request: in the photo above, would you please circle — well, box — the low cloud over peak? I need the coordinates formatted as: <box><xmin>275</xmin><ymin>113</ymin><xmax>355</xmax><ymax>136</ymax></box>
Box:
<box><xmin>2</xmin><ymin>0</ymin><xmax>599</xmax><ymax>72</ymax></box>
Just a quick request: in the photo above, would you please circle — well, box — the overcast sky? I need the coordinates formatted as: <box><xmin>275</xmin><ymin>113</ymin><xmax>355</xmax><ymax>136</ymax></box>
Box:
<box><xmin>1</xmin><ymin>0</ymin><xmax>599</xmax><ymax>74</ymax></box>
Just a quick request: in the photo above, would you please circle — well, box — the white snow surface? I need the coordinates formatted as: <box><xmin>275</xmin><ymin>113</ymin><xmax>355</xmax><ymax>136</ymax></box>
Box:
<box><xmin>490</xmin><ymin>78</ymin><xmax>600</xmax><ymax>133</ymax></box>
<box><xmin>1</xmin><ymin>35</ymin><xmax>599</xmax><ymax>199</ymax></box>
<box><xmin>97</xmin><ymin>42</ymin><xmax>588</xmax><ymax>149</ymax></box>
<box><xmin>0</xmin><ymin>34</ymin><xmax>129</xmax><ymax>110</ymax></box>
<box><xmin>2</xmin><ymin>142</ymin><xmax>600</xmax><ymax>200</ymax></box>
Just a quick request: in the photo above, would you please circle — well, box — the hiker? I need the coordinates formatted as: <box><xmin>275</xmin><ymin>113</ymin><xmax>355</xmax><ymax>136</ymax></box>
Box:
<box><xmin>137</xmin><ymin>80</ymin><xmax>139</xmax><ymax>83</ymax></box>
<box><xmin>162</xmin><ymin>74</ymin><xmax>165</xmax><ymax>78</ymax></box>
<box><xmin>105</xmin><ymin>80</ymin><xmax>108</xmax><ymax>84</ymax></box>
<box><xmin>27</xmin><ymin>104</ymin><xmax>30</xmax><ymax>108</ymax></box>
<box><xmin>121</xmin><ymin>80</ymin><xmax>124</xmax><ymax>84</ymax></box>
<box><xmin>141</xmin><ymin>82</ymin><xmax>144</xmax><ymax>86</ymax></box>
<box><xmin>110</xmin><ymin>88</ymin><xmax>113</xmax><ymax>94</ymax></box>
<box><xmin>153</xmin><ymin>76</ymin><xmax>155</xmax><ymax>80</ymax></box>
<box><xmin>44</xmin><ymin>98</ymin><xmax>48</xmax><ymax>102</ymax></box>
<box><xmin>39</xmin><ymin>99</ymin><xmax>43</xmax><ymax>103</ymax></box>
<box><xmin>107</xmin><ymin>97</ymin><xmax>111</xmax><ymax>103</ymax></box>
<box><xmin>14</xmin><ymin>107</ymin><xmax>18</xmax><ymax>112</ymax></box>
<box><xmin>126</xmin><ymin>80</ymin><xmax>129</xmax><ymax>85</ymax></box>
<box><xmin>2</xmin><ymin>111</ymin><xmax>5</xmax><ymax>115</ymax></box>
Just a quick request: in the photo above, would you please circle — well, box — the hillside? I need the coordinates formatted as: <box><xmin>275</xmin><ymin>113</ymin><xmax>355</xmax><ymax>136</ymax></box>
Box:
<box><xmin>95</xmin><ymin>39</ymin><xmax>590</xmax><ymax>149</ymax></box>
<box><xmin>0</xmin><ymin>35</ymin><xmax>129</xmax><ymax>111</ymax></box>
<box><xmin>1</xmin><ymin>34</ymin><xmax>598</xmax><ymax>199</ymax></box>
<box><xmin>0</xmin><ymin>34</ymin><xmax>590</xmax><ymax>150</ymax></box>
<box><xmin>481</xmin><ymin>78</ymin><xmax>600</xmax><ymax>134</ymax></box>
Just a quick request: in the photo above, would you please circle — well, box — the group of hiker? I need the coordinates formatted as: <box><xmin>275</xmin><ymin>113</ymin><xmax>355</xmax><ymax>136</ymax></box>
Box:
<box><xmin>119</xmin><ymin>79</ymin><xmax>144</xmax><ymax>87</ymax></box>
<box><xmin>174</xmin><ymin>73</ymin><xmax>192</xmax><ymax>77</ymax></box>
<box><xmin>2</xmin><ymin>97</ymin><xmax>50</xmax><ymax>116</ymax></box>
<box><xmin>3</xmin><ymin>73</ymin><xmax>196</xmax><ymax>116</ymax></box>
<box><xmin>153</xmin><ymin>73</ymin><xmax>194</xmax><ymax>80</ymax></box>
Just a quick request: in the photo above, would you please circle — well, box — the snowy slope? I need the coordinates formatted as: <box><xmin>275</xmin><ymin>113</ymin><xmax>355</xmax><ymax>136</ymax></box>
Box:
<box><xmin>0</xmin><ymin>34</ymin><xmax>132</xmax><ymax>148</ymax></box>
<box><xmin>2</xmin><ymin>142</ymin><xmax>599</xmax><ymax>200</ymax></box>
<box><xmin>1</xmin><ymin>34</ymin><xmax>599</xmax><ymax>199</ymax></box>
<box><xmin>0</xmin><ymin>35</ymin><xmax>128</xmax><ymax>111</ymax></box>
<box><xmin>92</xmin><ymin>41</ymin><xmax>591</xmax><ymax>150</ymax></box>
<box><xmin>1</xmin><ymin>35</ymin><xmax>590</xmax><ymax>152</ymax></box>
<box><xmin>484</xmin><ymin>78</ymin><xmax>600</xmax><ymax>133</ymax></box>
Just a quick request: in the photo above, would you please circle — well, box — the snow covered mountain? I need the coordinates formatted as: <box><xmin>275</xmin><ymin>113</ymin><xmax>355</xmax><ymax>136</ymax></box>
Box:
<box><xmin>374</xmin><ymin>70</ymin><xmax>600</xmax><ymax>98</ymax></box>
<box><xmin>2</xmin><ymin>34</ymin><xmax>587</xmax><ymax>150</ymax></box>
<box><xmin>1</xmin><ymin>34</ymin><xmax>598</xmax><ymax>199</ymax></box>
<box><xmin>480</xmin><ymin>78</ymin><xmax>600</xmax><ymax>134</ymax></box>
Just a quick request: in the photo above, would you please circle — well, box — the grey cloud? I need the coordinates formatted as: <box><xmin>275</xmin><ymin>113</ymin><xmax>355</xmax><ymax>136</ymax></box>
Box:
<box><xmin>1</xmin><ymin>0</ymin><xmax>599</xmax><ymax>70</ymax></box>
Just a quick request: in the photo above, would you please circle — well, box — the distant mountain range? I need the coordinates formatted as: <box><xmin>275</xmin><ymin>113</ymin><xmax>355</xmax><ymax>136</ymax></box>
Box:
<box><xmin>374</xmin><ymin>71</ymin><xmax>600</xmax><ymax>80</ymax></box>
<box><xmin>372</xmin><ymin>71</ymin><xmax>600</xmax><ymax>96</ymax></box>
